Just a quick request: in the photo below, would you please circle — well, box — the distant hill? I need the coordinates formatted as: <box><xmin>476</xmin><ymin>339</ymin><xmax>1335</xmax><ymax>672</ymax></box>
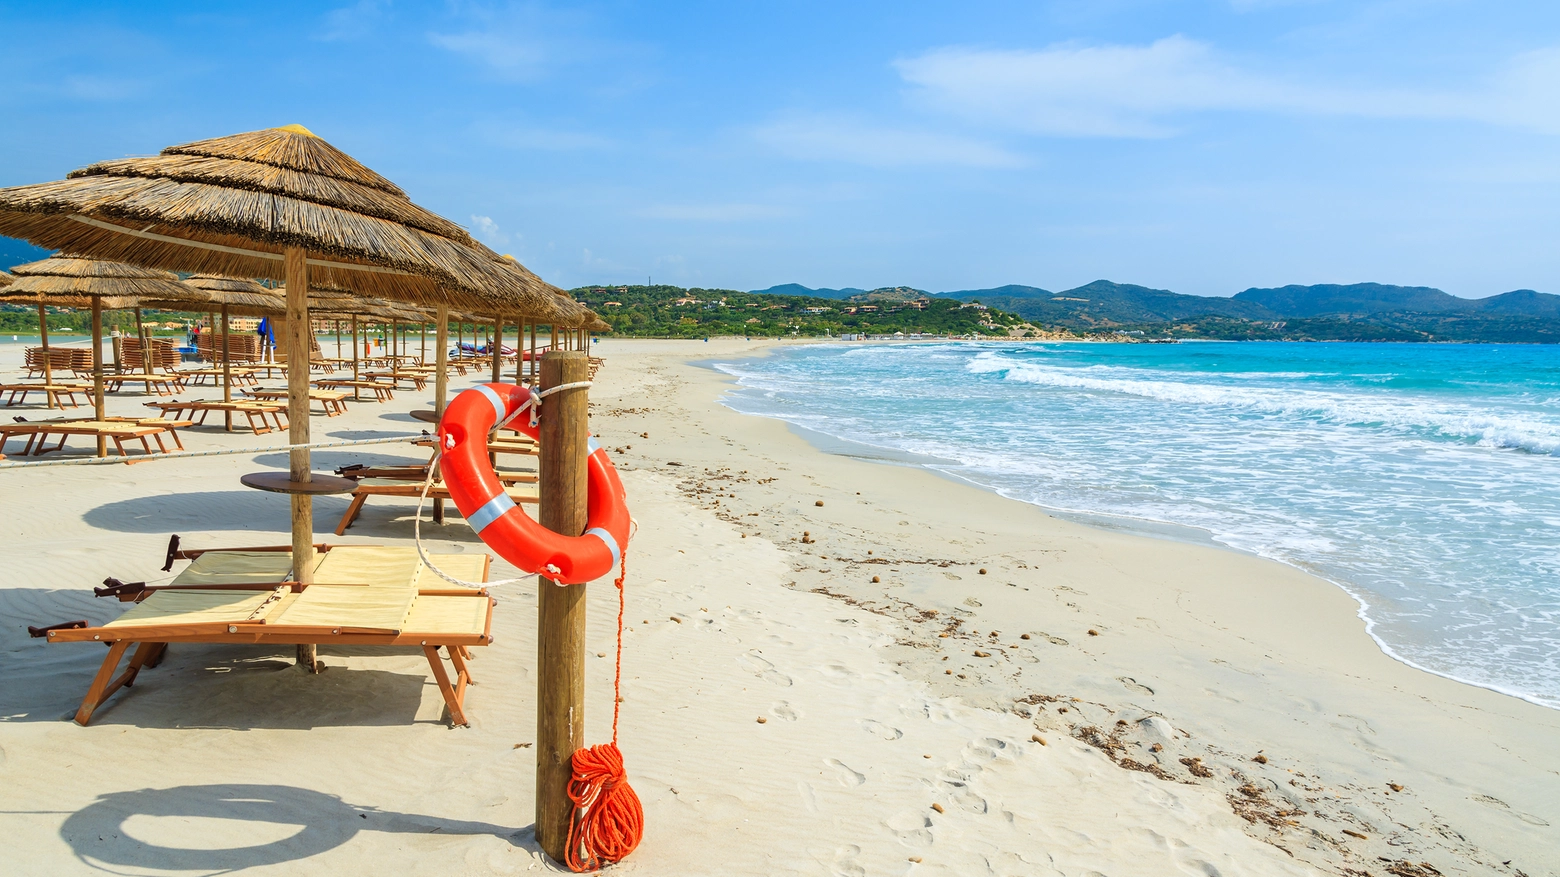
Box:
<box><xmin>938</xmin><ymin>280</ymin><xmax>1273</xmax><ymax>327</ymax></box>
<box><xmin>847</xmin><ymin>286</ymin><xmax>930</xmax><ymax>303</ymax></box>
<box><xmin>1235</xmin><ymin>283</ymin><xmax>1468</xmax><ymax>317</ymax></box>
<box><xmin>749</xmin><ymin>277</ymin><xmax>1560</xmax><ymax>341</ymax></box>
<box><xmin>750</xmin><ymin>283</ymin><xmax>867</xmax><ymax>300</ymax></box>
<box><xmin>0</xmin><ymin>236</ymin><xmax>50</xmax><ymax>271</ymax></box>
<box><xmin>937</xmin><ymin>284</ymin><xmax>1053</xmax><ymax>300</ymax></box>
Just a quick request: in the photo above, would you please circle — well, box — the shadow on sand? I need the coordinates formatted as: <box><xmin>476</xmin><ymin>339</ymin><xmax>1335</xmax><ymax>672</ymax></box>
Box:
<box><xmin>83</xmin><ymin>491</ymin><xmax>353</xmax><ymax>534</ymax></box>
<box><xmin>57</xmin><ymin>783</ymin><xmax>536</xmax><ymax>872</ymax></box>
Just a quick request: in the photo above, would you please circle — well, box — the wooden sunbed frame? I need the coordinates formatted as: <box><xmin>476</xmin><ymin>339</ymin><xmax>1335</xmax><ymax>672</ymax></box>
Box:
<box><xmin>176</xmin><ymin>367</ymin><xmax>260</xmax><ymax>387</ymax></box>
<box><xmin>0</xmin><ymin>419</ymin><xmax>187</xmax><ymax>457</ymax></box>
<box><xmin>1</xmin><ymin>382</ymin><xmax>93</xmax><ymax>408</ymax></box>
<box><xmin>243</xmin><ymin>387</ymin><xmax>349</xmax><ymax>416</ymax></box>
<box><xmin>363</xmin><ymin>370</ymin><xmax>428</xmax><ymax>391</ymax></box>
<box><xmin>313</xmin><ymin>379</ymin><xmax>395</xmax><ymax>401</ymax></box>
<box><xmin>144</xmin><ymin>399</ymin><xmax>287</xmax><ymax>434</ymax></box>
<box><xmin>39</xmin><ymin>543</ymin><xmax>495</xmax><ymax>727</ymax></box>
<box><xmin>106</xmin><ymin>373</ymin><xmax>186</xmax><ymax>396</ymax></box>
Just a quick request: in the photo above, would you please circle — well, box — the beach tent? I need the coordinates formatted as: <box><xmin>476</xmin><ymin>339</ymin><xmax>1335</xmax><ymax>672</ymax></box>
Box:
<box><xmin>0</xmin><ymin>125</ymin><xmax>560</xmax><ymax>666</ymax></box>
<box><xmin>1</xmin><ymin>256</ymin><xmax>205</xmax><ymax>449</ymax></box>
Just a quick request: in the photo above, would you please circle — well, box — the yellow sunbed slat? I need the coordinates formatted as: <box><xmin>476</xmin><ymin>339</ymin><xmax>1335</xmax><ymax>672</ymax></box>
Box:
<box><xmin>104</xmin><ymin>588</ymin><xmax>284</xmax><ymax>628</ymax></box>
<box><xmin>413</xmin><ymin>553</ymin><xmax>488</xmax><ymax>590</ymax></box>
<box><xmin>170</xmin><ymin>551</ymin><xmax>295</xmax><ymax>587</ymax></box>
<box><xmin>403</xmin><ymin>595</ymin><xmax>490</xmax><ymax>636</ymax></box>
<box><xmin>310</xmin><ymin>545</ymin><xmax>422</xmax><ymax>587</ymax></box>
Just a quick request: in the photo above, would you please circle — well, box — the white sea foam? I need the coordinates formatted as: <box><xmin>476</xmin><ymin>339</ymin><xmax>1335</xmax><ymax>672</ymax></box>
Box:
<box><xmin>716</xmin><ymin>342</ymin><xmax>1560</xmax><ymax>709</ymax></box>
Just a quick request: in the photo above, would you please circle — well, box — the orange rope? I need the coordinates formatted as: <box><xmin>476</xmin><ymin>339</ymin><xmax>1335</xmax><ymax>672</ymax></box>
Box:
<box><xmin>564</xmin><ymin>555</ymin><xmax>643</xmax><ymax>871</ymax></box>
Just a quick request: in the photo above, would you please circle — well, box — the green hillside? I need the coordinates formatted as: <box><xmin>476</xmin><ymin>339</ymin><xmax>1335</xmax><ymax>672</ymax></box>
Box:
<box><xmin>573</xmin><ymin>285</ymin><xmax>1027</xmax><ymax>338</ymax></box>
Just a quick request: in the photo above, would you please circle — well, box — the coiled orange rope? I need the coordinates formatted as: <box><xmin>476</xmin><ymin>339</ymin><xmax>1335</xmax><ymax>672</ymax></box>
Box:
<box><xmin>564</xmin><ymin>557</ymin><xmax>644</xmax><ymax>871</ymax></box>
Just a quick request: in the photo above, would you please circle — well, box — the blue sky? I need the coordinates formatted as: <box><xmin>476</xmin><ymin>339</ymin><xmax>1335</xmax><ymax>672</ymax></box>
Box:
<box><xmin>3</xmin><ymin>1</ymin><xmax>1560</xmax><ymax>297</ymax></box>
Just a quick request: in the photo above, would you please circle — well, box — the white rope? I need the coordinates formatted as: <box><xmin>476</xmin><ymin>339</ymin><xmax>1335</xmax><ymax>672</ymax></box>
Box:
<box><xmin>414</xmin><ymin>380</ymin><xmax>592</xmax><ymax>589</ymax></box>
<box><xmin>0</xmin><ymin>433</ymin><xmax>429</xmax><ymax>470</ymax></box>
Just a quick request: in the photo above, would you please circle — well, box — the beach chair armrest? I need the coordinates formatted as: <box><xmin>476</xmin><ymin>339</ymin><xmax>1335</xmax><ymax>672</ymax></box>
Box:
<box><xmin>28</xmin><ymin>620</ymin><xmax>88</xmax><ymax>638</ymax></box>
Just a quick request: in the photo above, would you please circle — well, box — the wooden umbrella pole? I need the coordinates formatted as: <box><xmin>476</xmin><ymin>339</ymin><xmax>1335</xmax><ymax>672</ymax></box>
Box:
<box><xmin>420</xmin><ymin>320</ymin><xmax>426</xmax><ymax>365</ymax></box>
<box><xmin>434</xmin><ymin>305</ymin><xmax>449</xmax><ymax>525</ymax></box>
<box><xmin>351</xmin><ymin>313</ymin><xmax>361</xmax><ymax>402</ymax></box>
<box><xmin>37</xmin><ymin>303</ymin><xmax>53</xmax><ymax>409</ymax></box>
<box><xmin>521</xmin><ymin>315</ymin><xmax>533</xmax><ymax>380</ymax></box>
<box><xmin>221</xmin><ymin>303</ymin><xmax>233</xmax><ymax>430</ymax></box>
<box><xmin>536</xmin><ymin>350</ymin><xmax>590</xmax><ymax>861</ymax></box>
<box><xmin>335</xmin><ymin>320</ymin><xmax>341</xmax><ymax>359</ymax></box>
<box><xmin>92</xmin><ymin>299</ymin><xmax>105</xmax><ymax>457</ymax></box>
<box><xmin>551</xmin><ymin>324</ymin><xmax>559</xmax><ymax>352</ymax></box>
<box><xmin>134</xmin><ymin>307</ymin><xmax>147</xmax><ymax>374</ymax></box>
<box><xmin>491</xmin><ymin>317</ymin><xmax>502</xmax><ymax>384</ymax></box>
<box><xmin>391</xmin><ymin>321</ymin><xmax>400</xmax><ymax>377</ymax></box>
<box><xmin>530</xmin><ymin>321</ymin><xmax>538</xmax><ymax>386</ymax></box>
<box><xmin>284</xmin><ymin>248</ymin><xmax>318</xmax><ymax>672</ymax></box>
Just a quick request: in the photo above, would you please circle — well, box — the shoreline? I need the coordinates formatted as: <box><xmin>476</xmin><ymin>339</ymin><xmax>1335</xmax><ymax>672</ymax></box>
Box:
<box><xmin>705</xmin><ymin>340</ymin><xmax>1560</xmax><ymax>714</ymax></box>
<box><xmin>597</xmin><ymin>338</ymin><xmax>1558</xmax><ymax>873</ymax></box>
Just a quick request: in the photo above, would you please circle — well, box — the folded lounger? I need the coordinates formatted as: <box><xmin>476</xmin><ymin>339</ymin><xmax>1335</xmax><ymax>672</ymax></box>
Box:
<box><xmin>42</xmin><ymin>546</ymin><xmax>494</xmax><ymax>728</ymax></box>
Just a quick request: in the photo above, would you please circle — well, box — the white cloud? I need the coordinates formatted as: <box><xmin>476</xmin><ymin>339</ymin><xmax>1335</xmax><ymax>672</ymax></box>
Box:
<box><xmin>470</xmin><ymin>215</ymin><xmax>509</xmax><ymax>246</ymax></box>
<box><xmin>754</xmin><ymin>114</ymin><xmax>1024</xmax><ymax>167</ymax></box>
<box><xmin>894</xmin><ymin>37</ymin><xmax>1560</xmax><ymax>138</ymax></box>
<box><xmin>320</xmin><ymin>0</ymin><xmax>387</xmax><ymax>42</ymax></box>
<box><xmin>430</xmin><ymin>30</ymin><xmax>550</xmax><ymax>79</ymax></box>
<box><xmin>637</xmin><ymin>203</ymin><xmax>791</xmax><ymax>221</ymax></box>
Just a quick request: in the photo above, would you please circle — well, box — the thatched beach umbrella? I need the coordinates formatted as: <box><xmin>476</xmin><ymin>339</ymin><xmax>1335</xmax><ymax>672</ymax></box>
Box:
<box><xmin>0</xmin><ymin>126</ymin><xmax>557</xmax><ymax>656</ymax></box>
<box><xmin>141</xmin><ymin>276</ymin><xmax>288</xmax><ymax>427</ymax></box>
<box><xmin>2</xmin><ymin>256</ymin><xmax>198</xmax><ymax>445</ymax></box>
<box><xmin>0</xmin><ymin>270</ymin><xmax>12</xmax><ymax>288</ymax></box>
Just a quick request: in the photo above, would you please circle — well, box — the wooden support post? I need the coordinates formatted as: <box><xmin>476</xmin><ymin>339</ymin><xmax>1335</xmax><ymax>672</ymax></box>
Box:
<box><xmin>528</xmin><ymin>322</ymin><xmax>537</xmax><ymax>386</ymax></box>
<box><xmin>491</xmin><ymin>317</ymin><xmax>502</xmax><ymax>384</ymax></box>
<box><xmin>521</xmin><ymin>316</ymin><xmax>533</xmax><ymax>379</ymax></box>
<box><xmin>433</xmin><ymin>305</ymin><xmax>449</xmax><ymax>524</ymax></box>
<box><xmin>285</xmin><ymin>248</ymin><xmax>318</xmax><ymax>672</ymax></box>
<box><xmin>38</xmin><ymin>303</ymin><xmax>53</xmax><ymax>409</ymax></box>
<box><xmin>221</xmin><ymin>303</ymin><xmax>233</xmax><ymax>431</ymax></box>
<box><xmin>351</xmin><ymin>313</ymin><xmax>361</xmax><ymax>401</ymax></box>
<box><xmin>92</xmin><ymin>298</ymin><xmax>105</xmax><ymax>457</ymax></box>
<box><xmin>536</xmin><ymin>350</ymin><xmax>590</xmax><ymax>862</ymax></box>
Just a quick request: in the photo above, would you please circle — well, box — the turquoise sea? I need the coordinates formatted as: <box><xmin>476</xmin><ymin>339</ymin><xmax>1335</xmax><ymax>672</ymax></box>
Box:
<box><xmin>715</xmin><ymin>341</ymin><xmax>1560</xmax><ymax>709</ymax></box>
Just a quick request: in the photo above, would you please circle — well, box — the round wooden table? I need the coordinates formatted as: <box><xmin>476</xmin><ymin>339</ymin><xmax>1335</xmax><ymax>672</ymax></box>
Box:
<box><xmin>239</xmin><ymin>471</ymin><xmax>359</xmax><ymax>495</ymax></box>
<box><xmin>410</xmin><ymin>409</ymin><xmax>439</xmax><ymax>424</ymax></box>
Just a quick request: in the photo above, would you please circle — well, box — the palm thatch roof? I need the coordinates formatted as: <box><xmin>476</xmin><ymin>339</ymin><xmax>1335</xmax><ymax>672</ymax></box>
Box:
<box><xmin>0</xmin><ymin>126</ymin><xmax>559</xmax><ymax>316</ymax></box>
<box><xmin>0</xmin><ymin>254</ymin><xmax>196</xmax><ymax>309</ymax></box>
<box><xmin>0</xmin><ymin>270</ymin><xmax>12</xmax><ymax>288</ymax></box>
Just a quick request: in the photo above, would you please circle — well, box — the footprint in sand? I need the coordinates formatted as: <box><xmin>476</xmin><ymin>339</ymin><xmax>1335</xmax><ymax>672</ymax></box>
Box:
<box><xmin>884</xmin><ymin>811</ymin><xmax>935</xmax><ymax>848</ymax></box>
<box><xmin>771</xmin><ymin>701</ymin><xmax>801</xmax><ymax>722</ymax></box>
<box><xmin>825</xmin><ymin>758</ymin><xmax>866</xmax><ymax>787</ymax></box>
<box><xmin>861</xmin><ymin>719</ymin><xmax>903</xmax><ymax>740</ymax></box>
<box><xmin>738</xmin><ymin>650</ymin><xmax>793</xmax><ymax>687</ymax></box>
<box><xmin>1472</xmin><ymin>794</ymin><xmax>1551</xmax><ymax>826</ymax></box>
<box><xmin>832</xmin><ymin>844</ymin><xmax>866</xmax><ymax>877</ymax></box>
<box><xmin>961</xmin><ymin>738</ymin><xmax>1010</xmax><ymax>765</ymax></box>
<box><xmin>952</xmin><ymin>789</ymin><xmax>988</xmax><ymax>814</ymax></box>
<box><xmin>1118</xmin><ymin>676</ymin><xmax>1155</xmax><ymax>696</ymax></box>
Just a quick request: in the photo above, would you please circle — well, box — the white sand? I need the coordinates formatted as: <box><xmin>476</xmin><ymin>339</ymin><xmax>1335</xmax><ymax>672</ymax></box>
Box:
<box><xmin>0</xmin><ymin>338</ymin><xmax>1553</xmax><ymax>875</ymax></box>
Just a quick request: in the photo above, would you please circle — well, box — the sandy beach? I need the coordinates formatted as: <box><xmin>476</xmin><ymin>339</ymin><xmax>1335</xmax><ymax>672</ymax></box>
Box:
<box><xmin>0</xmin><ymin>338</ymin><xmax>1554</xmax><ymax>876</ymax></box>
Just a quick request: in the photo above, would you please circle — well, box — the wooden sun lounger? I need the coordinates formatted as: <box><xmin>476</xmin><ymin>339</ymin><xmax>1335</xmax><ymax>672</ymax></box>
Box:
<box><xmin>313</xmin><ymin>379</ymin><xmax>395</xmax><ymax>402</ymax></box>
<box><xmin>44</xmin><ymin>546</ymin><xmax>494</xmax><ymax>727</ymax></box>
<box><xmin>1</xmin><ymin>382</ymin><xmax>94</xmax><ymax>408</ymax></box>
<box><xmin>0</xmin><ymin>419</ymin><xmax>186</xmax><ymax>457</ymax></box>
<box><xmin>363</xmin><ymin>370</ymin><xmax>428</xmax><ymax>391</ymax></box>
<box><xmin>176</xmin><ymin>367</ymin><xmax>260</xmax><ymax>387</ymax></box>
<box><xmin>106</xmin><ymin>373</ymin><xmax>186</xmax><ymax>395</ymax></box>
<box><xmin>145</xmin><ymin>399</ymin><xmax>287</xmax><ymax>434</ymax></box>
<box><xmin>242</xmin><ymin>387</ymin><xmax>350</xmax><ymax>416</ymax></box>
<box><xmin>336</xmin><ymin>478</ymin><xmax>539</xmax><ymax>534</ymax></box>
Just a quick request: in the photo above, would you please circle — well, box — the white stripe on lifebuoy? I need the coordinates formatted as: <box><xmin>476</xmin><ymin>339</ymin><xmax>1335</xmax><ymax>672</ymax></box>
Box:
<box><xmin>584</xmin><ymin>526</ymin><xmax>621</xmax><ymax>569</ymax></box>
<box><xmin>475</xmin><ymin>385</ymin><xmax>508</xmax><ymax>422</ymax></box>
<box><xmin>468</xmin><ymin>492</ymin><xmax>516</xmax><ymax>533</ymax></box>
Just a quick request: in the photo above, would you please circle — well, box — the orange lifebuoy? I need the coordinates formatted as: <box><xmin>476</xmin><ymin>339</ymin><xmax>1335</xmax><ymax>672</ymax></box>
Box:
<box><xmin>437</xmin><ymin>382</ymin><xmax>629</xmax><ymax>584</ymax></box>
